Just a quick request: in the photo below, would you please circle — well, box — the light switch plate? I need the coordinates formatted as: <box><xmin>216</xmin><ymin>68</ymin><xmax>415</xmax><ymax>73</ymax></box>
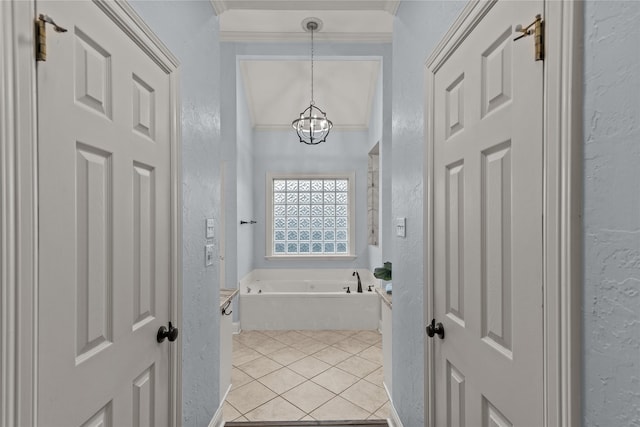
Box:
<box><xmin>206</xmin><ymin>218</ymin><xmax>214</xmax><ymax>239</ymax></box>
<box><xmin>396</xmin><ymin>217</ymin><xmax>406</xmax><ymax>237</ymax></box>
<box><xmin>205</xmin><ymin>244</ymin><xmax>214</xmax><ymax>266</ymax></box>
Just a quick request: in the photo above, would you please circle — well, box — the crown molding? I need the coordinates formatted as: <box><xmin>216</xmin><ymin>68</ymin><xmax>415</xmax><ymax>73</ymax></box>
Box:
<box><xmin>220</xmin><ymin>31</ymin><xmax>391</xmax><ymax>43</ymax></box>
<box><xmin>211</xmin><ymin>0</ymin><xmax>400</xmax><ymax>15</ymax></box>
<box><xmin>218</xmin><ymin>8</ymin><xmax>393</xmax><ymax>39</ymax></box>
<box><xmin>385</xmin><ymin>0</ymin><xmax>400</xmax><ymax>15</ymax></box>
<box><xmin>210</xmin><ymin>0</ymin><xmax>225</xmax><ymax>15</ymax></box>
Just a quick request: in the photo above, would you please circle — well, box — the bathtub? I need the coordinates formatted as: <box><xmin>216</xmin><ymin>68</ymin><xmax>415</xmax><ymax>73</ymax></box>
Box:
<box><xmin>239</xmin><ymin>269</ymin><xmax>380</xmax><ymax>330</ymax></box>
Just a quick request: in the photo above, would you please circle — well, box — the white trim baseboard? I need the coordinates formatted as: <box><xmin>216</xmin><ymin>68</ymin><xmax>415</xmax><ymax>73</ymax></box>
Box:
<box><xmin>384</xmin><ymin>382</ymin><xmax>403</xmax><ymax>427</ymax></box>
<box><xmin>389</xmin><ymin>405</ymin><xmax>403</xmax><ymax>427</ymax></box>
<box><xmin>209</xmin><ymin>384</ymin><xmax>232</xmax><ymax>427</ymax></box>
<box><xmin>208</xmin><ymin>403</ymin><xmax>224</xmax><ymax>427</ymax></box>
<box><xmin>208</xmin><ymin>406</ymin><xmax>224</xmax><ymax>427</ymax></box>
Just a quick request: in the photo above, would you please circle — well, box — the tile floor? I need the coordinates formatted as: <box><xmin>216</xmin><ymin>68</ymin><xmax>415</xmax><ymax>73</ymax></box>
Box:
<box><xmin>224</xmin><ymin>330</ymin><xmax>390</xmax><ymax>423</ymax></box>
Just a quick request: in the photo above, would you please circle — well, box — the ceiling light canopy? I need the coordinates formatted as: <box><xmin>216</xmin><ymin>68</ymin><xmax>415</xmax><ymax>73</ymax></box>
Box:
<box><xmin>292</xmin><ymin>18</ymin><xmax>333</xmax><ymax>145</ymax></box>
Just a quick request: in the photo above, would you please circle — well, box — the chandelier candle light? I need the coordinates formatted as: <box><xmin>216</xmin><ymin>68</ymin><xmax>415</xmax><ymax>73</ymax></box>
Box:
<box><xmin>292</xmin><ymin>19</ymin><xmax>333</xmax><ymax>145</ymax></box>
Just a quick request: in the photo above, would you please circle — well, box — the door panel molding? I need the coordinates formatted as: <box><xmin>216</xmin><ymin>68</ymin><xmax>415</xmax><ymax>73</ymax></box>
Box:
<box><xmin>2</xmin><ymin>1</ymin><xmax>182</xmax><ymax>425</ymax></box>
<box><xmin>424</xmin><ymin>1</ymin><xmax>582</xmax><ymax>426</ymax></box>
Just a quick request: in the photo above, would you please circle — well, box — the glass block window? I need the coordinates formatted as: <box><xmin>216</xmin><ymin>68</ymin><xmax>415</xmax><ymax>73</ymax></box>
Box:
<box><xmin>268</xmin><ymin>174</ymin><xmax>353</xmax><ymax>257</ymax></box>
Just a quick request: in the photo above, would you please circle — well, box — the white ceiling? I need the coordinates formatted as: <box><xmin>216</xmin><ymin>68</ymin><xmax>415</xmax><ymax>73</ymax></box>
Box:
<box><xmin>240</xmin><ymin>59</ymin><xmax>381</xmax><ymax>130</ymax></box>
<box><xmin>214</xmin><ymin>0</ymin><xmax>394</xmax><ymax>131</ymax></box>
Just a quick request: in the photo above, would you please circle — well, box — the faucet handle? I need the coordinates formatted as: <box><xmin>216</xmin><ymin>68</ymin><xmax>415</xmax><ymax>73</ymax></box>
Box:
<box><xmin>343</xmin><ymin>286</ymin><xmax>351</xmax><ymax>294</ymax></box>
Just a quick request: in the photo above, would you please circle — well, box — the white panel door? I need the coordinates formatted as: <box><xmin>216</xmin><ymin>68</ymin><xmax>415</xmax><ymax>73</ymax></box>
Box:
<box><xmin>431</xmin><ymin>1</ymin><xmax>543</xmax><ymax>425</ymax></box>
<box><xmin>37</xmin><ymin>1</ymin><xmax>175</xmax><ymax>426</ymax></box>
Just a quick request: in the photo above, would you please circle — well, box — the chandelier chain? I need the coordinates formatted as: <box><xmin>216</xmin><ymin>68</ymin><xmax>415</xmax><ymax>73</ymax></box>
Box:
<box><xmin>310</xmin><ymin>24</ymin><xmax>314</xmax><ymax>105</ymax></box>
<box><xmin>292</xmin><ymin>18</ymin><xmax>332</xmax><ymax>145</ymax></box>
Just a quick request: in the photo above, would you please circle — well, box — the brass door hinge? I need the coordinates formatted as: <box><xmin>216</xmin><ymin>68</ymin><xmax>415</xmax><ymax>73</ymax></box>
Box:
<box><xmin>35</xmin><ymin>14</ymin><xmax>68</xmax><ymax>62</ymax></box>
<box><xmin>514</xmin><ymin>14</ymin><xmax>544</xmax><ymax>61</ymax></box>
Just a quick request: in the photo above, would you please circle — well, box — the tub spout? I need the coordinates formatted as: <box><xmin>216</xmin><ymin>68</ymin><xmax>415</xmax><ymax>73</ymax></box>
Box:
<box><xmin>353</xmin><ymin>271</ymin><xmax>362</xmax><ymax>293</ymax></box>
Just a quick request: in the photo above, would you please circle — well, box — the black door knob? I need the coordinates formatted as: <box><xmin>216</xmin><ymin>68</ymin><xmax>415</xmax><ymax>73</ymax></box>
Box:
<box><xmin>426</xmin><ymin>319</ymin><xmax>445</xmax><ymax>339</ymax></box>
<box><xmin>157</xmin><ymin>322</ymin><xmax>179</xmax><ymax>343</ymax></box>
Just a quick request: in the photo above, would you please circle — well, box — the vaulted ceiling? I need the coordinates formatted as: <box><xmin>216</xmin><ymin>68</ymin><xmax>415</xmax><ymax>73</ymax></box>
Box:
<box><xmin>211</xmin><ymin>0</ymin><xmax>397</xmax><ymax>130</ymax></box>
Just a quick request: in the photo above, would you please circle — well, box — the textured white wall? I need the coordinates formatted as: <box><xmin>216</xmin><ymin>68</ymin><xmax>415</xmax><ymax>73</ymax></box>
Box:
<box><xmin>220</xmin><ymin>41</ymin><xmax>391</xmax><ymax>276</ymax></box>
<box><xmin>582</xmin><ymin>2</ymin><xmax>640</xmax><ymax>425</ymax></box>
<box><xmin>367</xmin><ymin>68</ymin><xmax>384</xmax><ymax>272</ymax></box>
<box><xmin>129</xmin><ymin>3</ymin><xmax>223</xmax><ymax>426</ymax></box>
<box><xmin>391</xmin><ymin>2</ymin><xmax>466</xmax><ymax>425</ymax></box>
<box><xmin>252</xmin><ymin>129</ymin><xmax>372</xmax><ymax>270</ymax></box>
<box><xmin>216</xmin><ymin>41</ymin><xmax>391</xmax><ymax>336</ymax></box>
<box><xmin>236</xmin><ymin>62</ymin><xmax>255</xmax><ymax>285</ymax></box>
<box><xmin>221</xmin><ymin>44</ymin><xmax>239</xmax><ymax>294</ymax></box>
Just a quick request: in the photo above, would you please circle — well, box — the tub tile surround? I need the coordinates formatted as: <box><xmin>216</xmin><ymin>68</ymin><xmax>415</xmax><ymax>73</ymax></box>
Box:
<box><xmin>239</xmin><ymin>269</ymin><xmax>378</xmax><ymax>288</ymax></box>
<box><xmin>239</xmin><ymin>269</ymin><xmax>382</xmax><ymax>330</ymax></box>
<box><xmin>238</xmin><ymin>269</ymin><xmax>380</xmax><ymax>299</ymax></box>
<box><xmin>224</xmin><ymin>329</ymin><xmax>390</xmax><ymax>422</ymax></box>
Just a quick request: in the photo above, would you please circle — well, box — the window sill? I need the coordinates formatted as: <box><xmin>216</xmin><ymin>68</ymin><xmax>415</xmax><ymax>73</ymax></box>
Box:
<box><xmin>265</xmin><ymin>255</ymin><xmax>357</xmax><ymax>261</ymax></box>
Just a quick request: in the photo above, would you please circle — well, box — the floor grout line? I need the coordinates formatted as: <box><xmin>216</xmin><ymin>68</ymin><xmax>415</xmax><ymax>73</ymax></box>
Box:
<box><xmin>227</xmin><ymin>330</ymin><xmax>387</xmax><ymax>422</ymax></box>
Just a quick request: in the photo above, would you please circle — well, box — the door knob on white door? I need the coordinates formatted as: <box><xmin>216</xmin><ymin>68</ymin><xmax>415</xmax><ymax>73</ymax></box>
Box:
<box><xmin>426</xmin><ymin>319</ymin><xmax>445</xmax><ymax>339</ymax></box>
<box><xmin>157</xmin><ymin>322</ymin><xmax>179</xmax><ymax>343</ymax></box>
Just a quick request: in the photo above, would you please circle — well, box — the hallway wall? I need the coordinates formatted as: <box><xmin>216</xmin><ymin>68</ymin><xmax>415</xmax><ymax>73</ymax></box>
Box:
<box><xmin>129</xmin><ymin>3</ymin><xmax>223</xmax><ymax>426</ymax></box>
<box><xmin>252</xmin><ymin>129</ymin><xmax>372</xmax><ymax>270</ymax></box>
<box><xmin>366</xmin><ymin>69</ymin><xmax>390</xmax><ymax>273</ymax></box>
<box><xmin>391</xmin><ymin>2</ymin><xmax>465</xmax><ymax>425</ymax></box>
<box><xmin>236</xmin><ymin>71</ymin><xmax>255</xmax><ymax>284</ymax></box>
<box><xmin>582</xmin><ymin>2</ymin><xmax>640</xmax><ymax>425</ymax></box>
<box><xmin>221</xmin><ymin>40</ymin><xmax>391</xmax><ymax>277</ymax></box>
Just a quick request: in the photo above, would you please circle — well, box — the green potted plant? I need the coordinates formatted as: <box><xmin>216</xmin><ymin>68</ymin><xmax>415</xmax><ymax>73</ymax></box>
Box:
<box><xmin>374</xmin><ymin>261</ymin><xmax>392</xmax><ymax>294</ymax></box>
<box><xmin>373</xmin><ymin>261</ymin><xmax>392</xmax><ymax>281</ymax></box>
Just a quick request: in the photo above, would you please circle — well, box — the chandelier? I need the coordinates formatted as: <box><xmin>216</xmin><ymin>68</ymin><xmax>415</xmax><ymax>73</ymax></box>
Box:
<box><xmin>292</xmin><ymin>19</ymin><xmax>333</xmax><ymax>145</ymax></box>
